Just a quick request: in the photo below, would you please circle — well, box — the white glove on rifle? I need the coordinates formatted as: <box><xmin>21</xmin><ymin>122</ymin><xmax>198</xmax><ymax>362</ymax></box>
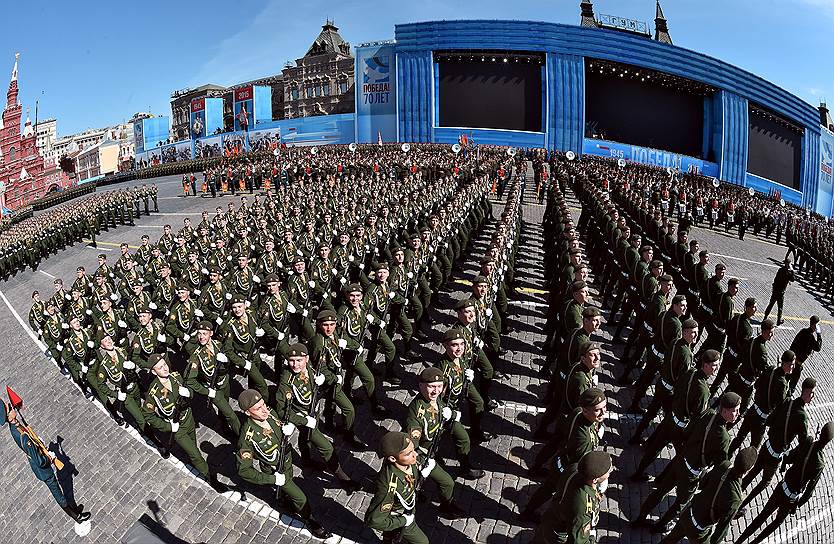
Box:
<box><xmin>302</xmin><ymin>309</ymin><xmax>309</xmax><ymax>318</ymax></box>
<box><xmin>123</xmin><ymin>361</ymin><xmax>136</xmax><ymax>370</ymax></box>
<box><xmin>338</xmin><ymin>338</ymin><xmax>348</xmax><ymax>349</ymax></box>
<box><xmin>208</xmin><ymin>388</ymin><xmax>217</xmax><ymax>399</ymax></box>
<box><xmin>464</xmin><ymin>369</ymin><xmax>475</xmax><ymax>381</ymax></box>
<box><xmin>215</xmin><ymin>317</ymin><xmax>223</xmax><ymax>326</ymax></box>
<box><xmin>117</xmin><ymin>391</ymin><xmax>127</xmax><ymax>402</ymax></box>
<box><xmin>403</xmin><ymin>513</ymin><xmax>415</xmax><ymax>526</ymax></box>
<box><xmin>194</xmin><ymin>309</ymin><xmax>204</xmax><ymax>317</ymax></box>
<box><xmin>281</xmin><ymin>422</ymin><xmax>296</xmax><ymax>436</ymax></box>
<box><xmin>273</xmin><ymin>473</ymin><xmax>286</xmax><ymax>487</ymax></box>
<box><xmin>182</xmin><ymin>333</ymin><xmax>191</xmax><ymax>343</ymax></box>
<box><xmin>454</xmin><ymin>410</ymin><xmax>461</xmax><ymax>422</ymax></box>
<box><xmin>244</xmin><ymin>360</ymin><xmax>252</xmax><ymax>371</ymax></box>
<box><xmin>61</xmin><ymin>322</ymin><xmax>69</xmax><ymax>330</ymax></box>
<box><xmin>366</xmin><ymin>314</ymin><xmax>375</xmax><ymax>324</ymax></box>
<box><xmin>314</xmin><ymin>374</ymin><xmax>325</xmax><ymax>386</ymax></box>
<box><xmin>170</xmin><ymin>421</ymin><xmax>180</xmax><ymax>433</ymax></box>
<box><xmin>286</xmin><ymin>303</ymin><xmax>297</xmax><ymax>314</ymax></box>
<box><xmin>421</xmin><ymin>458</ymin><xmax>436</xmax><ymax>478</ymax></box>
<box><xmin>149</xmin><ymin>302</ymin><xmax>158</xmax><ymax>310</ymax></box>
<box><xmin>308</xmin><ymin>280</ymin><xmax>316</xmax><ymax>288</ymax></box>
<box><xmin>304</xmin><ymin>415</ymin><xmax>317</xmax><ymax>429</ymax></box>
<box><xmin>217</xmin><ymin>352</ymin><xmax>228</xmax><ymax>363</ymax></box>
<box><xmin>255</xmin><ymin>327</ymin><xmax>265</xmax><ymax>337</ymax></box>
<box><xmin>118</xmin><ymin>320</ymin><xmax>127</xmax><ymax>329</ymax></box>
<box><xmin>407</xmin><ymin>272</ymin><xmax>414</xmax><ymax>279</ymax></box>
<box><xmin>442</xmin><ymin>407</ymin><xmax>453</xmax><ymax>421</ymax></box>
<box><xmin>389</xmin><ymin>291</ymin><xmax>396</xmax><ymax>300</ymax></box>
<box><xmin>86</xmin><ymin>340</ymin><xmax>95</xmax><ymax>349</ymax></box>
<box><xmin>252</xmin><ymin>274</ymin><xmax>261</xmax><ymax>283</ymax></box>
<box><xmin>178</xmin><ymin>386</ymin><xmax>191</xmax><ymax>398</ymax></box>
<box><xmin>337</xmin><ymin>375</ymin><xmax>343</xmax><ymax>385</ymax></box>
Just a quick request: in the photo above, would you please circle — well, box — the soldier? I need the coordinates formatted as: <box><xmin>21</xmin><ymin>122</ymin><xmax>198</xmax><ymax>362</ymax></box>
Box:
<box><xmin>632</xmin><ymin>392</ymin><xmax>741</xmax><ymax>533</ymax></box>
<box><xmin>365</xmin><ymin>431</ymin><xmax>428</xmax><ymax>544</ymax></box>
<box><xmin>711</xmin><ymin>297</ymin><xmax>756</xmax><ymax>396</ymax></box>
<box><xmin>235</xmin><ymin>388</ymin><xmax>331</xmax><ymax>540</ymax></box>
<box><xmin>700</xmin><ymin>276</ymin><xmax>738</xmax><ymax>355</ymax></box>
<box><xmin>451</xmin><ymin>298</ymin><xmax>497</xmax><ymax>409</ymax></box>
<box><xmin>93</xmin><ymin>296</ymin><xmax>129</xmax><ymax>347</ymax></box>
<box><xmin>61</xmin><ymin>315</ymin><xmax>95</xmax><ymax>397</ymax></box>
<box><xmin>531</xmin><ymin>451</ymin><xmax>613</xmax><ymax>544</ymax></box>
<box><xmin>364</xmin><ymin>261</ymin><xmax>403</xmax><ymax>386</ymax></box>
<box><xmin>28</xmin><ymin>290</ymin><xmax>46</xmax><ymax>337</ymax></box>
<box><xmin>286</xmin><ymin>255</ymin><xmax>316</xmax><ymax>342</ymax></box>
<box><xmin>141</xmin><ymin>353</ymin><xmax>226</xmax><ymax>492</ymax></box>
<box><xmin>735</xmin><ymin>423</ymin><xmax>834</xmax><ymax>544</ymax></box>
<box><xmin>762</xmin><ymin>258</ymin><xmax>794</xmax><ymax>326</ymax></box>
<box><xmin>659</xmin><ymin>447</ymin><xmax>759</xmax><ymax>544</ymax></box>
<box><xmin>129</xmin><ymin>306</ymin><xmax>167</xmax><ymax>369</ymax></box>
<box><xmin>185</xmin><ymin>321</ymin><xmax>239</xmax><ymax>436</ymax></box>
<box><xmin>220</xmin><ymin>294</ymin><xmax>268</xmax><ymax>399</ymax></box>
<box><xmin>786</xmin><ymin>315</ymin><xmax>822</xmax><ymax>395</ymax></box>
<box><xmin>404</xmin><ymin>367</ymin><xmax>485</xmax><ymax>481</ymax></box>
<box><xmin>164</xmin><ymin>284</ymin><xmax>200</xmax><ymax>355</ymax></box>
<box><xmin>88</xmin><ymin>334</ymin><xmax>143</xmax><ymax>429</ymax></box>
<box><xmin>0</xmin><ymin>402</ymin><xmax>91</xmax><ymax>523</ymax></box>
<box><xmin>257</xmin><ymin>273</ymin><xmax>292</xmax><ymax>361</ymax></box>
<box><xmin>197</xmin><ymin>266</ymin><xmax>231</xmax><ymax>329</ymax></box>
<box><xmin>728</xmin><ymin>319</ymin><xmax>775</xmax><ymax>415</ymax></box>
<box><xmin>338</xmin><ymin>283</ymin><xmax>386</xmax><ymax>415</ymax></box>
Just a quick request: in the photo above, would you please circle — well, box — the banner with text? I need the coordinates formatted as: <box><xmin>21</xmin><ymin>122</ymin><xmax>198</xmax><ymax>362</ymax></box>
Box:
<box><xmin>583</xmin><ymin>138</ymin><xmax>719</xmax><ymax>178</ymax></box>
<box><xmin>817</xmin><ymin>128</ymin><xmax>834</xmax><ymax>216</ymax></box>
<box><xmin>355</xmin><ymin>43</ymin><xmax>396</xmax><ymax>143</ymax></box>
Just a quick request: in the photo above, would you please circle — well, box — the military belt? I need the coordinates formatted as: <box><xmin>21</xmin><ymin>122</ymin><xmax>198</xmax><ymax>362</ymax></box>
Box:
<box><xmin>752</xmin><ymin>403</ymin><xmax>769</xmax><ymax>420</ymax></box>
<box><xmin>765</xmin><ymin>439</ymin><xmax>788</xmax><ymax>460</ymax></box>
<box><xmin>780</xmin><ymin>480</ymin><xmax>802</xmax><ymax>502</ymax></box>
<box><xmin>684</xmin><ymin>458</ymin><xmax>706</xmax><ymax>478</ymax></box>
<box><xmin>689</xmin><ymin>508</ymin><xmax>708</xmax><ymax>531</ymax></box>
<box><xmin>672</xmin><ymin>413</ymin><xmax>688</xmax><ymax>429</ymax></box>
<box><xmin>651</xmin><ymin>346</ymin><xmax>664</xmax><ymax>358</ymax></box>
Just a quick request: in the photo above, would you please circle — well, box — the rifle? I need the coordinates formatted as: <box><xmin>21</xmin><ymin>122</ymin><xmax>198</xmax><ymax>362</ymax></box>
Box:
<box><xmin>166</xmin><ymin>364</ymin><xmax>192</xmax><ymax>450</ymax></box>
<box><xmin>206</xmin><ymin>341</ymin><xmax>228</xmax><ymax>401</ymax></box>
<box><xmin>275</xmin><ymin>390</ymin><xmax>293</xmax><ymax>501</ymax></box>
<box><xmin>5</xmin><ymin>386</ymin><xmax>64</xmax><ymax>470</ymax></box>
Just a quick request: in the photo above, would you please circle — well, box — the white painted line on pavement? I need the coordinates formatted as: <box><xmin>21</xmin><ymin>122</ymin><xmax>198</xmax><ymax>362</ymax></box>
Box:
<box><xmin>510</xmin><ymin>300</ymin><xmax>549</xmax><ymax>308</ymax></box>
<box><xmin>153</xmin><ymin>212</ymin><xmax>206</xmax><ymax>216</ymax></box>
<box><xmin>710</xmin><ymin>253</ymin><xmax>780</xmax><ymax>269</ymax></box>
<box><xmin>38</xmin><ymin>270</ymin><xmax>57</xmax><ymax>280</ymax></box>
<box><xmin>0</xmin><ymin>288</ymin><xmax>354</xmax><ymax>544</ymax></box>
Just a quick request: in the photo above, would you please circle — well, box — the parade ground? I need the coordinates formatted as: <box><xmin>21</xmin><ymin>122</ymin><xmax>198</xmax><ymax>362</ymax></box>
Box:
<box><xmin>0</xmin><ymin>171</ymin><xmax>831</xmax><ymax>544</ymax></box>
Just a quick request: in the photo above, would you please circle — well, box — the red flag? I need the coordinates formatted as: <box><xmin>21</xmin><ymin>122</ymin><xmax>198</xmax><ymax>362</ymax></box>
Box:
<box><xmin>6</xmin><ymin>386</ymin><xmax>23</xmax><ymax>410</ymax></box>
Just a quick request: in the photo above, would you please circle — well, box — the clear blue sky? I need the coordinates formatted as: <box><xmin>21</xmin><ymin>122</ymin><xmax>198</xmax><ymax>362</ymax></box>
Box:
<box><xmin>1</xmin><ymin>0</ymin><xmax>831</xmax><ymax>136</ymax></box>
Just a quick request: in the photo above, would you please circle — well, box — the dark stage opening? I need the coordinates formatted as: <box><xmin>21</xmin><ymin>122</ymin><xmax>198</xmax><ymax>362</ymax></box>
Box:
<box><xmin>747</xmin><ymin>105</ymin><xmax>802</xmax><ymax>189</ymax></box>
<box><xmin>435</xmin><ymin>50</ymin><xmax>544</xmax><ymax>132</ymax></box>
<box><xmin>584</xmin><ymin>58</ymin><xmax>714</xmax><ymax>159</ymax></box>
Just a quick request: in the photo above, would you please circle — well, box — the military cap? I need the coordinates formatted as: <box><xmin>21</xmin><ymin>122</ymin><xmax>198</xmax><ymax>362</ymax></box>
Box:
<box><xmin>628</xmin><ymin>234</ymin><xmax>641</xmax><ymax>242</ymax></box>
<box><xmin>569</xmin><ymin>248</ymin><xmax>582</xmax><ymax>256</ymax></box>
<box><xmin>443</xmin><ymin>329</ymin><xmax>465</xmax><ymax>343</ymax></box>
<box><xmin>571</xmin><ymin>280</ymin><xmax>588</xmax><ymax>293</ymax></box>
<box><xmin>727</xmin><ymin>277</ymin><xmax>739</xmax><ymax>286</ymax></box>
<box><xmin>391</xmin><ymin>245</ymin><xmax>405</xmax><ymax>255</ymax></box>
<box><xmin>98</xmin><ymin>253</ymin><xmax>108</xmax><ymax>259</ymax></box>
<box><xmin>689</xmin><ymin>240</ymin><xmax>699</xmax><ymax>247</ymax></box>
<box><xmin>659</xmin><ymin>274</ymin><xmax>673</xmax><ymax>282</ymax></box>
<box><xmin>76</xmin><ymin>266</ymin><xmax>85</xmax><ymax>272</ymax></box>
<box><xmin>287</xmin><ymin>343</ymin><xmax>308</xmax><ymax>357</ymax></box>
<box><xmin>698</xmin><ymin>250</ymin><xmax>709</xmax><ymax>257</ymax></box>
<box><xmin>31</xmin><ymin>290</ymin><xmax>39</xmax><ymax>298</ymax></box>
<box><xmin>94</xmin><ymin>270</ymin><xmax>107</xmax><ymax>278</ymax></box>
<box><xmin>480</xmin><ymin>256</ymin><xmax>495</xmax><ymax>265</ymax></box>
<box><xmin>230</xmin><ymin>293</ymin><xmax>246</xmax><ymax>304</ymax></box>
<box><xmin>374</xmin><ymin>261</ymin><xmax>389</xmax><ymax>271</ymax></box>
<box><xmin>45</xmin><ymin>299</ymin><xmax>56</xmax><ymax>308</ymax></box>
<box><xmin>802</xmin><ymin>377</ymin><xmax>817</xmax><ymax>390</ymax></box>
<box><xmin>582</xmin><ymin>307</ymin><xmax>602</xmax><ymax>319</ymax></box>
<box><xmin>196</xmin><ymin>320</ymin><xmax>213</xmax><ymax>332</ymax></box>
<box><xmin>819</xmin><ymin>422</ymin><xmax>834</xmax><ymax>444</ymax></box>
<box><xmin>419</xmin><ymin>367</ymin><xmax>444</xmax><ymax>384</ymax></box>
<box><xmin>379</xmin><ymin>431</ymin><xmax>411</xmax><ymax>458</ymax></box>
<box><xmin>648</xmin><ymin>259</ymin><xmax>662</xmax><ymax>269</ymax></box>
<box><xmin>781</xmin><ymin>350</ymin><xmax>796</xmax><ymax>362</ymax></box>
<box><xmin>716</xmin><ymin>263</ymin><xmax>727</xmax><ymax>271</ymax></box>
<box><xmin>407</xmin><ymin>232</ymin><xmax>420</xmax><ymax>240</ymax></box>
<box><xmin>148</xmin><ymin>353</ymin><xmax>165</xmax><ymax>367</ymax></box>
<box><xmin>344</xmin><ymin>283</ymin><xmax>363</xmax><ymax>295</ymax></box>
<box><xmin>760</xmin><ymin>319</ymin><xmax>775</xmax><ymax>331</ymax></box>
<box><xmin>719</xmin><ymin>392</ymin><xmax>742</xmax><ymax>409</ymax></box>
<box><xmin>672</xmin><ymin>294</ymin><xmax>687</xmax><ymax>305</ymax></box>
<box><xmin>581</xmin><ymin>341</ymin><xmax>601</xmax><ymax>355</ymax></box>
<box><xmin>701</xmin><ymin>349</ymin><xmax>721</xmax><ymax>363</ymax></box>
<box><xmin>455</xmin><ymin>298</ymin><xmax>476</xmax><ymax>311</ymax></box>
<box><xmin>579</xmin><ymin>387</ymin><xmax>606</xmax><ymax>408</ymax></box>
<box><xmin>578</xmin><ymin>451</ymin><xmax>612</xmax><ymax>480</ymax></box>
<box><xmin>682</xmin><ymin>318</ymin><xmax>699</xmax><ymax>330</ymax></box>
<box><xmin>419</xmin><ymin>226</ymin><xmax>431</xmax><ymax>234</ymax></box>
<box><xmin>745</xmin><ymin>297</ymin><xmax>757</xmax><ymax>308</ymax></box>
<box><xmin>176</xmin><ymin>283</ymin><xmax>190</xmax><ymax>292</ymax></box>
<box><xmin>141</xmin><ymin>234</ymin><xmax>150</xmax><ymax>240</ymax></box>
<box><xmin>734</xmin><ymin>447</ymin><xmax>758</xmax><ymax>473</ymax></box>
<box><xmin>317</xmin><ymin>242</ymin><xmax>330</xmax><ymax>251</ymax></box>
<box><xmin>289</xmin><ymin>254</ymin><xmax>304</xmax><ymax>265</ymax></box>
<box><xmin>238</xmin><ymin>389</ymin><xmax>262</xmax><ymax>412</ymax></box>
<box><xmin>207</xmin><ymin>265</ymin><xmax>222</xmax><ymax>275</ymax></box>
<box><xmin>472</xmin><ymin>275</ymin><xmax>488</xmax><ymax>285</ymax></box>
<box><xmin>811</xmin><ymin>315</ymin><xmax>820</xmax><ymax>325</ymax></box>
<box><xmin>137</xmin><ymin>305</ymin><xmax>152</xmax><ymax>315</ymax></box>
<box><xmin>316</xmin><ymin>309</ymin><xmax>338</xmax><ymax>322</ymax></box>
<box><xmin>264</xmin><ymin>273</ymin><xmax>280</xmax><ymax>284</ymax></box>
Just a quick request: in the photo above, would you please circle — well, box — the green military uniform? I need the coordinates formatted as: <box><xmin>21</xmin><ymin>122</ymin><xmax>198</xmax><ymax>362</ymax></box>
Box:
<box><xmin>338</xmin><ymin>294</ymin><xmax>379</xmax><ymax>408</ymax></box>
<box><xmin>365</xmin><ymin>452</ymin><xmax>428</xmax><ymax>544</ymax></box>
<box><xmin>88</xmin><ymin>345</ymin><xmax>144</xmax><ymax>428</ymax></box>
<box><xmin>220</xmin><ymin>300</ymin><xmax>268</xmax><ymax>399</ymax></box>
<box><xmin>185</xmin><ymin>332</ymin><xmax>240</xmax><ymax>435</ymax></box>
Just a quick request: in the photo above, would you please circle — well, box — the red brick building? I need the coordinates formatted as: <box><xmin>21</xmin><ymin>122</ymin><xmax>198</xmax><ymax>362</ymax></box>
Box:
<box><xmin>0</xmin><ymin>54</ymin><xmax>69</xmax><ymax>213</ymax></box>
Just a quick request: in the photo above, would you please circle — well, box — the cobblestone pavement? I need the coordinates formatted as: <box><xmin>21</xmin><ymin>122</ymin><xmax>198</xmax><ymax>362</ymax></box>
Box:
<box><xmin>0</xmin><ymin>173</ymin><xmax>831</xmax><ymax>543</ymax></box>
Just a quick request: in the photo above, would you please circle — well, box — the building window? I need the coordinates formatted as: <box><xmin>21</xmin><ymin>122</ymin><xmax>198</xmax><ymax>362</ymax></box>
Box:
<box><xmin>339</xmin><ymin>81</ymin><xmax>348</xmax><ymax>94</ymax></box>
<box><xmin>323</xmin><ymin>83</ymin><xmax>331</xmax><ymax>96</ymax></box>
<box><xmin>8</xmin><ymin>147</ymin><xmax>15</xmax><ymax>160</ymax></box>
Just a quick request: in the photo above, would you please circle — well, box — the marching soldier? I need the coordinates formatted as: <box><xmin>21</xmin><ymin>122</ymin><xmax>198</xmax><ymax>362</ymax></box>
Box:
<box><xmin>28</xmin><ymin>290</ymin><xmax>46</xmax><ymax>337</ymax></box>
<box><xmin>88</xmin><ymin>334</ymin><xmax>143</xmax><ymax>429</ymax></box>
<box><xmin>451</xmin><ymin>298</ymin><xmax>497</xmax><ymax>409</ymax></box>
<box><xmin>185</xmin><ymin>321</ymin><xmax>239</xmax><ymax>436</ymax></box>
<box><xmin>220</xmin><ymin>294</ymin><xmax>268</xmax><ymax>399</ymax></box>
<box><xmin>787</xmin><ymin>315</ymin><xmax>822</xmax><ymax>395</ymax></box>
<box><xmin>129</xmin><ymin>306</ymin><xmax>167</xmax><ymax>369</ymax></box>
<box><xmin>711</xmin><ymin>297</ymin><xmax>756</xmax><ymax>395</ymax></box>
<box><xmin>728</xmin><ymin>319</ymin><xmax>775</xmax><ymax>415</ymax></box>
<box><xmin>364</xmin><ymin>261</ymin><xmax>403</xmax><ymax>386</ymax></box>
<box><xmin>338</xmin><ymin>283</ymin><xmax>386</xmax><ymax>415</ymax></box>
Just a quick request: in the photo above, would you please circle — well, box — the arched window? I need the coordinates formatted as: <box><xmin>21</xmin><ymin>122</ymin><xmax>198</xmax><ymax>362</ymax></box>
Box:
<box><xmin>9</xmin><ymin>146</ymin><xmax>15</xmax><ymax>160</ymax></box>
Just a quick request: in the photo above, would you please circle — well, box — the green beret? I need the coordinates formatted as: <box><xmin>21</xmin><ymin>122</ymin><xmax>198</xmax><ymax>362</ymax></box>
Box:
<box><xmin>230</xmin><ymin>293</ymin><xmax>246</xmax><ymax>304</ymax></box>
<box><xmin>578</xmin><ymin>451</ymin><xmax>612</xmax><ymax>480</ymax></box>
<box><xmin>148</xmin><ymin>353</ymin><xmax>165</xmax><ymax>367</ymax></box>
<box><xmin>734</xmin><ymin>447</ymin><xmax>758</xmax><ymax>473</ymax></box>
<box><xmin>571</xmin><ymin>281</ymin><xmax>588</xmax><ymax>293</ymax></box>
<box><xmin>781</xmin><ymin>350</ymin><xmax>796</xmax><ymax>362</ymax></box>
<box><xmin>472</xmin><ymin>275</ymin><xmax>488</xmax><ymax>285</ymax></box>
<box><xmin>659</xmin><ymin>274</ymin><xmax>673</xmax><ymax>282</ymax></box>
<box><xmin>581</xmin><ymin>341</ymin><xmax>601</xmax><ymax>355</ymax></box>
<box><xmin>316</xmin><ymin>309</ymin><xmax>337</xmax><ymax>322</ymax></box>
<box><xmin>582</xmin><ymin>307</ymin><xmax>601</xmax><ymax>319</ymax></box>
<box><xmin>701</xmin><ymin>349</ymin><xmax>721</xmax><ymax>364</ymax></box>
<box><xmin>419</xmin><ymin>367</ymin><xmax>444</xmax><ymax>384</ymax></box>
<box><xmin>820</xmin><ymin>422</ymin><xmax>834</xmax><ymax>444</ymax></box>
<box><xmin>238</xmin><ymin>389</ymin><xmax>263</xmax><ymax>412</ymax></box>
<box><xmin>380</xmin><ymin>431</ymin><xmax>411</xmax><ymax>458</ymax></box>
<box><xmin>455</xmin><ymin>298</ymin><xmax>476</xmax><ymax>311</ymax></box>
<box><xmin>682</xmin><ymin>318</ymin><xmax>699</xmax><ymax>330</ymax></box>
<box><xmin>344</xmin><ymin>283</ymin><xmax>363</xmax><ymax>295</ymax></box>
<box><xmin>802</xmin><ymin>377</ymin><xmax>817</xmax><ymax>390</ymax></box>
<box><xmin>579</xmin><ymin>387</ymin><xmax>606</xmax><ymax>408</ymax></box>
<box><xmin>287</xmin><ymin>343</ymin><xmax>308</xmax><ymax>357</ymax></box>
<box><xmin>720</xmin><ymin>392</ymin><xmax>742</xmax><ymax>409</ymax></box>
<box><xmin>264</xmin><ymin>273</ymin><xmax>280</xmax><ymax>284</ymax></box>
<box><xmin>196</xmin><ymin>320</ymin><xmax>213</xmax><ymax>332</ymax></box>
<box><xmin>374</xmin><ymin>261</ymin><xmax>389</xmax><ymax>272</ymax></box>
<box><xmin>443</xmin><ymin>329</ymin><xmax>465</xmax><ymax>343</ymax></box>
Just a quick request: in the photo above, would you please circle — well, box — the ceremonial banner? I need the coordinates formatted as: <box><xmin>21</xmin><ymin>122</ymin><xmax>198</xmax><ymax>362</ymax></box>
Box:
<box><xmin>234</xmin><ymin>86</ymin><xmax>254</xmax><ymax>132</ymax></box>
<box><xmin>193</xmin><ymin>135</ymin><xmax>223</xmax><ymax>159</ymax></box>
<box><xmin>355</xmin><ymin>43</ymin><xmax>397</xmax><ymax>143</ymax></box>
<box><xmin>583</xmin><ymin>138</ymin><xmax>719</xmax><ymax>178</ymax></box>
<box><xmin>817</xmin><ymin>128</ymin><xmax>834</xmax><ymax>216</ymax></box>
<box><xmin>249</xmin><ymin>127</ymin><xmax>281</xmax><ymax>153</ymax></box>
<box><xmin>190</xmin><ymin>98</ymin><xmax>207</xmax><ymax>139</ymax></box>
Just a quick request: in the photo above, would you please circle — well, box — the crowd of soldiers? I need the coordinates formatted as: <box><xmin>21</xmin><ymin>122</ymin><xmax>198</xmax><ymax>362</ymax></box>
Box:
<box><xmin>0</xmin><ymin>185</ymin><xmax>158</xmax><ymax>280</ymax></box>
<box><xmin>529</xmin><ymin>152</ymin><xmax>830</xmax><ymax>544</ymax></box>
<box><xmin>25</xmin><ymin>143</ymin><xmax>530</xmax><ymax>542</ymax></box>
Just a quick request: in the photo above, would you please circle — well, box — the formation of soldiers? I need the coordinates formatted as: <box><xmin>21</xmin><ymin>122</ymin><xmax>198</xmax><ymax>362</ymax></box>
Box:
<box><xmin>530</xmin><ymin>152</ymin><xmax>830</xmax><ymax>544</ymax></box>
<box><xmin>26</xmin><ymin>143</ymin><xmax>529</xmax><ymax>541</ymax></box>
<box><xmin>0</xmin><ymin>185</ymin><xmax>158</xmax><ymax>280</ymax></box>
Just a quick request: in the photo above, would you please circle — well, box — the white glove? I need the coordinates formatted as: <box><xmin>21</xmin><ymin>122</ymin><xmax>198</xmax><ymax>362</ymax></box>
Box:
<box><xmin>486</xmin><ymin>308</ymin><xmax>493</xmax><ymax>318</ymax></box>
<box><xmin>277</xmin><ymin>331</ymin><xmax>285</xmax><ymax>341</ymax></box>
<box><xmin>302</xmin><ymin>309</ymin><xmax>309</xmax><ymax>318</ymax></box>
<box><xmin>193</xmin><ymin>289</ymin><xmax>202</xmax><ymax>296</ymax></box>
<box><xmin>465</xmin><ymin>369</ymin><xmax>475</xmax><ymax>381</ymax></box>
<box><xmin>286</xmin><ymin>303</ymin><xmax>297</xmax><ymax>314</ymax></box>
<box><xmin>109</xmin><ymin>272</ymin><xmax>115</xmax><ymax>279</ymax></box>
<box><xmin>195</xmin><ymin>308</ymin><xmax>204</xmax><ymax>317</ymax></box>
<box><xmin>442</xmin><ymin>407</ymin><xmax>453</xmax><ymax>421</ymax></box>
<box><xmin>201</xmin><ymin>268</ymin><xmax>209</xmax><ymax>275</ymax></box>
<box><xmin>388</xmin><ymin>291</ymin><xmax>396</xmax><ymax>300</ymax></box>
<box><xmin>454</xmin><ymin>410</ymin><xmax>461</xmax><ymax>422</ymax></box>
<box><xmin>348</xmin><ymin>255</ymin><xmax>355</xmax><ymax>262</ymax></box>
<box><xmin>308</xmin><ymin>280</ymin><xmax>315</xmax><ymax>288</ymax></box>
<box><xmin>337</xmin><ymin>375</ymin><xmax>343</xmax><ymax>385</ymax></box>
<box><xmin>407</xmin><ymin>272</ymin><xmax>414</xmax><ymax>279</ymax></box>
<box><xmin>216</xmin><ymin>316</ymin><xmax>223</xmax><ymax>326</ymax></box>
<box><xmin>182</xmin><ymin>333</ymin><xmax>191</xmax><ymax>343</ymax></box>
<box><xmin>85</xmin><ymin>309</ymin><xmax>93</xmax><ymax>315</ymax></box>
<box><xmin>157</xmin><ymin>333</ymin><xmax>167</xmax><ymax>342</ymax></box>
<box><xmin>357</xmin><ymin>346</ymin><xmax>365</xmax><ymax>356</ymax></box>
<box><xmin>86</xmin><ymin>340</ymin><xmax>95</xmax><ymax>349</ymax></box>
<box><xmin>273</xmin><ymin>473</ymin><xmax>286</xmax><ymax>487</ymax></box>
<box><xmin>80</xmin><ymin>363</ymin><xmax>87</xmax><ymax>373</ymax></box>
<box><xmin>118</xmin><ymin>319</ymin><xmax>127</xmax><ymax>328</ymax></box>
<box><xmin>305</xmin><ymin>415</ymin><xmax>317</xmax><ymax>429</ymax></box>
<box><xmin>226</xmin><ymin>255</ymin><xmax>233</xmax><ymax>262</ymax></box>
<box><xmin>314</xmin><ymin>374</ymin><xmax>325</xmax><ymax>386</ymax></box>
<box><xmin>359</xmin><ymin>263</ymin><xmax>365</xmax><ymax>270</ymax></box>
<box><xmin>149</xmin><ymin>302</ymin><xmax>158</xmax><ymax>310</ymax></box>
<box><xmin>117</xmin><ymin>391</ymin><xmax>127</xmax><ymax>402</ymax></box>
<box><xmin>421</xmin><ymin>458</ymin><xmax>436</xmax><ymax>478</ymax></box>
<box><xmin>381</xmin><ymin>319</ymin><xmax>388</xmax><ymax>328</ymax></box>
<box><xmin>255</xmin><ymin>327</ymin><xmax>265</xmax><ymax>337</ymax></box>
<box><xmin>123</xmin><ymin>361</ymin><xmax>136</xmax><ymax>370</ymax></box>
<box><xmin>244</xmin><ymin>360</ymin><xmax>252</xmax><ymax>371</ymax></box>
<box><xmin>598</xmin><ymin>425</ymin><xmax>606</xmax><ymax>439</ymax></box>
<box><xmin>403</xmin><ymin>513</ymin><xmax>415</xmax><ymax>526</ymax></box>
<box><xmin>178</xmin><ymin>386</ymin><xmax>191</xmax><ymax>398</ymax></box>
<box><xmin>338</xmin><ymin>338</ymin><xmax>348</xmax><ymax>349</ymax></box>
<box><xmin>339</xmin><ymin>277</ymin><xmax>347</xmax><ymax>285</ymax></box>
<box><xmin>170</xmin><ymin>421</ymin><xmax>180</xmax><ymax>433</ymax></box>
<box><xmin>817</xmin><ymin>324</ymin><xmax>822</xmax><ymax>334</ymax></box>
<box><xmin>64</xmin><ymin>293</ymin><xmax>72</xmax><ymax>300</ymax></box>
<box><xmin>110</xmin><ymin>293</ymin><xmax>119</xmax><ymax>301</ymax></box>
<box><xmin>367</xmin><ymin>314</ymin><xmax>375</xmax><ymax>324</ymax></box>
<box><xmin>252</xmin><ymin>275</ymin><xmax>261</xmax><ymax>283</ymax></box>
<box><xmin>365</xmin><ymin>244</ymin><xmax>370</xmax><ymax>251</ymax></box>
<box><xmin>281</xmin><ymin>422</ymin><xmax>296</xmax><ymax>436</ymax></box>
<box><xmin>376</xmin><ymin>230</ymin><xmax>383</xmax><ymax>237</ymax></box>
<box><xmin>208</xmin><ymin>388</ymin><xmax>217</xmax><ymax>399</ymax></box>
<box><xmin>225</xmin><ymin>293</ymin><xmax>232</xmax><ymax>300</ymax></box>
<box><xmin>61</xmin><ymin>322</ymin><xmax>69</xmax><ymax>330</ymax></box>
<box><xmin>331</xmin><ymin>268</ymin><xmax>338</xmax><ymax>276</ymax></box>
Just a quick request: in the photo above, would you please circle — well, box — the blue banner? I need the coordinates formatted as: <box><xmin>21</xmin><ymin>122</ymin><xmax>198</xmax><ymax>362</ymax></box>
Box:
<box><xmin>817</xmin><ymin>128</ymin><xmax>834</xmax><ymax>216</ymax></box>
<box><xmin>137</xmin><ymin>117</ymin><xmax>170</xmax><ymax>152</ymax></box>
<box><xmin>583</xmin><ymin>138</ymin><xmax>719</xmax><ymax>177</ymax></box>
<box><xmin>355</xmin><ymin>43</ymin><xmax>397</xmax><ymax>143</ymax></box>
<box><xmin>254</xmin><ymin>85</ymin><xmax>272</xmax><ymax>127</ymax></box>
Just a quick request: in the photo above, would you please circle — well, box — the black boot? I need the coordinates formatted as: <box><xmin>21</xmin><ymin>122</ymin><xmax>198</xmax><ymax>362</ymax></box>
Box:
<box><xmin>438</xmin><ymin>499</ymin><xmax>466</xmax><ymax>519</ymax></box>
<box><xmin>458</xmin><ymin>454</ymin><xmax>485</xmax><ymax>480</ymax></box>
<box><xmin>209</xmin><ymin>471</ymin><xmax>229</xmax><ymax>493</ymax></box>
<box><xmin>62</xmin><ymin>504</ymin><xmax>91</xmax><ymax>523</ymax></box>
<box><xmin>471</xmin><ymin>412</ymin><xmax>495</xmax><ymax>443</ymax></box>
<box><xmin>298</xmin><ymin>504</ymin><xmax>332</xmax><ymax>540</ymax></box>
<box><xmin>369</xmin><ymin>391</ymin><xmax>389</xmax><ymax>418</ymax></box>
<box><xmin>343</xmin><ymin>428</ymin><xmax>369</xmax><ymax>450</ymax></box>
<box><xmin>328</xmin><ymin>457</ymin><xmax>362</xmax><ymax>495</ymax></box>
